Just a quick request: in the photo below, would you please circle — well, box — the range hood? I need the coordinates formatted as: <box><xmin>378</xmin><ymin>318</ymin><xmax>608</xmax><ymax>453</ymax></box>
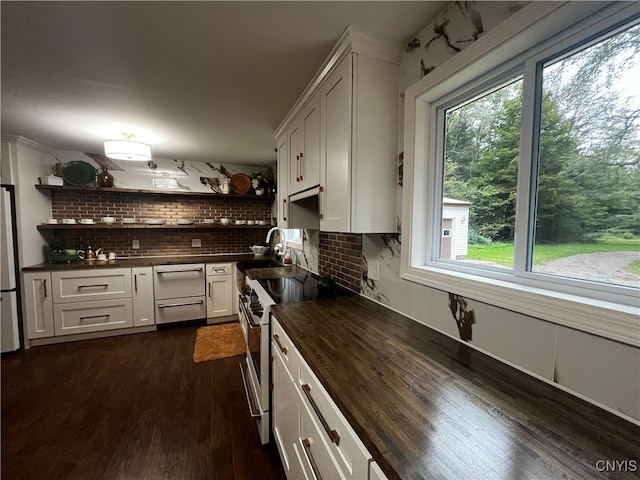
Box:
<box><xmin>288</xmin><ymin>186</ymin><xmax>320</xmax><ymax>229</ymax></box>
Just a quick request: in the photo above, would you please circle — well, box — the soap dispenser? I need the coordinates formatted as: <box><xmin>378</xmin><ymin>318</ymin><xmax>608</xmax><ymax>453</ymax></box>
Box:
<box><xmin>283</xmin><ymin>248</ymin><xmax>293</xmax><ymax>265</ymax></box>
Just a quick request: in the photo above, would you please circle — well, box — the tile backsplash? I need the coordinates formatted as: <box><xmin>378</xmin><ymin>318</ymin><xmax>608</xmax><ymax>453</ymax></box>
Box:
<box><xmin>318</xmin><ymin>232</ymin><xmax>362</xmax><ymax>293</ymax></box>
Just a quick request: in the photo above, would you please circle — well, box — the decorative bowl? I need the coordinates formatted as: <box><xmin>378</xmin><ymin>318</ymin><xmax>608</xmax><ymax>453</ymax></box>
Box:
<box><xmin>39</xmin><ymin>175</ymin><xmax>64</xmax><ymax>186</ymax></box>
<box><xmin>102</xmin><ymin>217</ymin><xmax>115</xmax><ymax>224</ymax></box>
<box><xmin>220</xmin><ymin>218</ymin><xmax>231</xmax><ymax>225</ymax></box>
<box><xmin>177</xmin><ymin>219</ymin><xmax>195</xmax><ymax>225</ymax></box>
<box><xmin>250</xmin><ymin>245</ymin><xmax>269</xmax><ymax>256</ymax></box>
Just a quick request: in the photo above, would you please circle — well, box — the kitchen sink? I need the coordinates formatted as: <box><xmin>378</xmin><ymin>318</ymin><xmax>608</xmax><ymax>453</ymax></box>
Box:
<box><xmin>237</xmin><ymin>258</ymin><xmax>284</xmax><ymax>272</ymax></box>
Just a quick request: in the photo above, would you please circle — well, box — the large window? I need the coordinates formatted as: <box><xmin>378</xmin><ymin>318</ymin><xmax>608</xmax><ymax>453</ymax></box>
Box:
<box><xmin>404</xmin><ymin>3</ymin><xmax>639</xmax><ymax>345</ymax></box>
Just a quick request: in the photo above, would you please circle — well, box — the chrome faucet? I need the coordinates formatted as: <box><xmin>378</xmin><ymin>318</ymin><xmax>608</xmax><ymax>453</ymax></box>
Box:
<box><xmin>266</xmin><ymin>227</ymin><xmax>287</xmax><ymax>258</ymax></box>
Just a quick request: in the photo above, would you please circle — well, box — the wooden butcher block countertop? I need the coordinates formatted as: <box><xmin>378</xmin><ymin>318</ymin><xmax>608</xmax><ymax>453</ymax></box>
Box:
<box><xmin>22</xmin><ymin>254</ymin><xmax>281</xmax><ymax>271</ymax></box>
<box><xmin>272</xmin><ymin>295</ymin><xmax>640</xmax><ymax>480</ymax></box>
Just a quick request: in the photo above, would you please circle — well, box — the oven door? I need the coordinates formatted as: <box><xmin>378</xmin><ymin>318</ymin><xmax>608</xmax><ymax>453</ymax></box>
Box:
<box><xmin>238</xmin><ymin>294</ymin><xmax>270</xmax><ymax>444</ymax></box>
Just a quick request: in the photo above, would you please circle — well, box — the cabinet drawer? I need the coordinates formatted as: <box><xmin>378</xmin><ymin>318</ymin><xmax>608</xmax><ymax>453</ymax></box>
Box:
<box><xmin>155</xmin><ymin>296</ymin><xmax>206</xmax><ymax>324</ymax></box>
<box><xmin>206</xmin><ymin>263</ymin><xmax>233</xmax><ymax>276</ymax></box>
<box><xmin>52</xmin><ymin>269</ymin><xmax>131</xmax><ymax>303</ymax></box>
<box><xmin>53</xmin><ymin>298</ymin><xmax>133</xmax><ymax>335</ymax></box>
<box><xmin>153</xmin><ymin>264</ymin><xmax>205</xmax><ymax>299</ymax></box>
<box><xmin>272</xmin><ymin>316</ymin><xmax>296</xmax><ymax>376</ymax></box>
<box><xmin>295</xmin><ymin>349</ymin><xmax>371</xmax><ymax>480</ymax></box>
<box><xmin>295</xmin><ymin>386</ymin><xmax>346</xmax><ymax>480</ymax></box>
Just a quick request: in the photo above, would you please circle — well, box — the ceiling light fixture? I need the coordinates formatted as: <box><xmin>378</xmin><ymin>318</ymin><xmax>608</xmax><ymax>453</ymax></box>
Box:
<box><xmin>104</xmin><ymin>133</ymin><xmax>152</xmax><ymax>161</ymax></box>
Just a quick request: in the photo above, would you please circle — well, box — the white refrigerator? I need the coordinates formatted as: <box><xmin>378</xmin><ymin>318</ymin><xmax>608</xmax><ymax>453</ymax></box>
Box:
<box><xmin>1</xmin><ymin>184</ymin><xmax>23</xmax><ymax>353</ymax></box>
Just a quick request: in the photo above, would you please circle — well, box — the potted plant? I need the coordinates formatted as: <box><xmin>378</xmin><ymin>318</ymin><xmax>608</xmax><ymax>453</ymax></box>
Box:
<box><xmin>251</xmin><ymin>168</ymin><xmax>275</xmax><ymax>195</ymax></box>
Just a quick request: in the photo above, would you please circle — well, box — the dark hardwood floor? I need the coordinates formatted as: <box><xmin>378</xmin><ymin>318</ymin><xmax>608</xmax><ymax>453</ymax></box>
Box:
<box><xmin>1</xmin><ymin>327</ymin><xmax>286</xmax><ymax>480</ymax></box>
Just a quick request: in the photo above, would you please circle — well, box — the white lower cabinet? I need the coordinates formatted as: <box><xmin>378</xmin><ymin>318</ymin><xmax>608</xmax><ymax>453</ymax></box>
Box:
<box><xmin>206</xmin><ymin>263</ymin><xmax>233</xmax><ymax>321</ymax></box>
<box><xmin>132</xmin><ymin>267</ymin><xmax>154</xmax><ymax>327</ymax></box>
<box><xmin>23</xmin><ymin>271</ymin><xmax>54</xmax><ymax>339</ymax></box>
<box><xmin>272</xmin><ymin>340</ymin><xmax>296</xmax><ymax>477</ymax></box>
<box><xmin>272</xmin><ymin>316</ymin><xmax>373</xmax><ymax>480</ymax></box>
<box><xmin>54</xmin><ymin>298</ymin><xmax>133</xmax><ymax>335</ymax></box>
<box><xmin>23</xmin><ymin>267</ymin><xmax>150</xmax><ymax>341</ymax></box>
<box><xmin>295</xmin><ymin>384</ymin><xmax>346</xmax><ymax>480</ymax></box>
<box><xmin>369</xmin><ymin>461</ymin><xmax>389</xmax><ymax>480</ymax></box>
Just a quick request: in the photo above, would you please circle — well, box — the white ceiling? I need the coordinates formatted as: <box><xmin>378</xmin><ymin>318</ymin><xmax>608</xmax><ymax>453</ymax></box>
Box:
<box><xmin>1</xmin><ymin>1</ymin><xmax>448</xmax><ymax>166</ymax></box>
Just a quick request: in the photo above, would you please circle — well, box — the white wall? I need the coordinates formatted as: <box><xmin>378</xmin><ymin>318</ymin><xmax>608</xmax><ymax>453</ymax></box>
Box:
<box><xmin>361</xmin><ymin>1</ymin><xmax>640</xmax><ymax>424</ymax></box>
<box><xmin>1</xmin><ymin>136</ymin><xmax>54</xmax><ymax>268</ymax></box>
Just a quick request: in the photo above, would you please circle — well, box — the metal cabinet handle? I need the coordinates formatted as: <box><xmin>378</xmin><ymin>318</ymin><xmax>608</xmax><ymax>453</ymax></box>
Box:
<box><xmin>319</xmin><ymin>186</ymin><xmax>324</xmax><ymax>220</ymax></box>
<box><xmin>299</xmin><ymin>152</ymin><xmax>304</xmax><ymax>181</ymax></box>
<box><xmin>273</xmin><ymin>334</ymin><xmax>288</xmax><ymax>355</ymax></box>
<box><xmin>239</xmin><ymin>362</ymin><xmax>261</xmax><ymax>418</ymax></box>
<box><xmin>283</xmin><ymin>199</ymin><xmax>287</xmax><ymax>221</ymax></box>
<box><xmin>156</xmin><ymin>267</ymin><xmax>203</xmax><ymax>273</ymax></box>
<box><xmin>157</xmin><ymin>300</ymin><xmax>204</xmax><ymax>308</ymax></box>
<box><xmin>78</xmin><ymin>284</ymin><xmax>108</xmax><ymax>288</ymax></box>
<box><xmin>296</xmin><ymin>154</ymin><xmax>300</xmax><ymax>181</ymax></box>
<box><xmin>79</xmin><ymin>314</ymin><xmax>110</xmax><ymax>321</ymax></box>
<box><xmin>134</xmin><ymin>274</ymin><xmax>138</xmax><ymax>292</ymax></box>
<box><xmin>302</xmin><ymin>384</ymin><xmax>340</xmax><ymax>446</ymax></box>
<box><xmin>214</xmin><ymin>268</ymin><xmax>226</xmax><ymax>273</ymax></box>
<box><xmin>208</xmin><ymin>281</ymin><xmax>212</xmax><ymax>298</ymax></box>
<box><xmin>43</xmin><ymin>279</ymin><xmax>48</xmax><ymax>298</ymax></box>
<box><xmin>302</xmin><ymin>438</ymin><xmax>323</xmax><ymax>480</ymax></box>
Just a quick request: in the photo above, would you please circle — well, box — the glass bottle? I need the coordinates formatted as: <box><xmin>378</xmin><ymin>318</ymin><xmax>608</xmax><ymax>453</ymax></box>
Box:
<box><xmin>98</xmin><ymin>166</ymin><xmax>114</xmax><ymax>188</ymax></box>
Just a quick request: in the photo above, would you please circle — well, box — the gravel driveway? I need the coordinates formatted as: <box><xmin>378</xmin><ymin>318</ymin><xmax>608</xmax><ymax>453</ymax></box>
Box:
<box><xmin>533</xmin><ymin>251</ymin><xmax>639</xmax><ymax>287</ymax></box>
<box><xmin>467</xmin><ymin>251</ymin><xmax>640</xmax><ymax>287</ymax></box>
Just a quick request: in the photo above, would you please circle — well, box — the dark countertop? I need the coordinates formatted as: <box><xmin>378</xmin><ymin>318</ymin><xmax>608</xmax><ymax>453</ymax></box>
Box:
<box><xmin>23</xmin><ymin>254</ymin><xmax>281</xmax><ymax>271</ymax></box>
<box><xmin>272</xmin><ymin>295</ymin><xmax>640</xmax><ymax>480</ymax></box>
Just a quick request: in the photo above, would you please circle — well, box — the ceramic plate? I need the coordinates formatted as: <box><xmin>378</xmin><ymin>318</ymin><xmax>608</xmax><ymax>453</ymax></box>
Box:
<box><xmin>177</xmin><ymin>219</ymin><xmax>195</xmax><ymax>225</ymax></box>
<box><xmin>145</xmin><ymin>219</ymin><xmax>166</xmax><ymax>225</ymax></box>
<box><xmin>62</xmin><ymin>161</ymin><xmax>96</xmax><ymax>186</ymax></box>
<box><xmin>230</xmin><ymin>173</ymin><xmax>251</xmax><ymax>194</ymax></box>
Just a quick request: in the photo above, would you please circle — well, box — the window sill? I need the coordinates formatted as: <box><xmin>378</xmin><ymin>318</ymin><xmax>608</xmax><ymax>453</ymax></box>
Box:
<box><xmin>401</xmin><ymin>265</ymin><xmax>640</xmax><ymax>347</ymax></box>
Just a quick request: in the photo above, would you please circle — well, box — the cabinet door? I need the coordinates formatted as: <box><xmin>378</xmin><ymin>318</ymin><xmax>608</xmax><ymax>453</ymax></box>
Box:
<box><xmin>369</xmin><ymin>461</ymin><xmax>389</xmax><ymax>480</ymax></box>
<box><xmin>288</xmin><ymin>94</ymin><xmax>320</xmax><ymax>195</ymax></box>
<box><xmin>206</xmin><ymin>275</ymin><xmax>232</xmax><ymax>318</ymax></box>
<box><xmin>300</xmin><ymin>94</ymin><xmax>320</xmax><ymax>191</ymax></box>
<box><xmin>272</xmin><ymin>345</ymin><xmax>296</xmax><ymax>478</ymax></box>
<box><xmin>132</xmin><ymin>267</ymin><xmax>154</xmax><ymax>327</ymax></box>
<box><xmin>23</xmin><ymin>272</ymin><xmax>54</xmax><ymax>339</ymax></box>
<box><xmin>276</xmin><ymin>134</ymin><xmax>289</xmax><ymax>228</ymax></box>
<box><xmin>320</xmin><ymin>55</ymin><xmax>352</xmax><ymax>232</ymax></box>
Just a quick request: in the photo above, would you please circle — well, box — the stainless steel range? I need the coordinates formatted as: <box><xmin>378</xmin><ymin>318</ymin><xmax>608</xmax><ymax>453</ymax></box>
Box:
<box><xmin>238</xmin><ymin>269</ymin><xmax>352</xmax><ymax>445</ymax></box>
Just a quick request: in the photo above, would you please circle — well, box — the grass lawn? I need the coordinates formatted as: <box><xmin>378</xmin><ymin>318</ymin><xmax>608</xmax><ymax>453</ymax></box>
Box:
<box><xmin>467</xmin><ymin>237</ymin><xmax>640</xmax><ymax>267</ymax></box>
<box><xmin>626</xmin><ymin>260</ymin><xmax>640</xmax><ymax>275</ymax></box>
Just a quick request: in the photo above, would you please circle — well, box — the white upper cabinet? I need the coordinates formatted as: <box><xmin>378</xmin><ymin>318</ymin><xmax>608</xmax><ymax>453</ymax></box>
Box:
<box><xmin>276</xmin><ymin>134</ymin><xmax>289</xmax><ymax>228</ymax></box>
<box><xmin>320</xmin><ymin>52</ymin><xmax>399</xmax><ymax>233</ymax></box>
<box><xmin>287</xmin><ymin>93</ymin><xmax>320</xmax><ymax>196</ymax></box>
<box><xmin>275</xmin><ymin>27</ymin><xmax>401</xmax><ymax>233</ymax></box>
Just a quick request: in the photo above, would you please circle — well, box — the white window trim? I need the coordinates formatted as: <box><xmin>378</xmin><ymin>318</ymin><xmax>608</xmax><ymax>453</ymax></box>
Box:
<box><xmin>402</xmin><ymin>1</ymin><xmax>640</xmax><ymax>347</ymax></box>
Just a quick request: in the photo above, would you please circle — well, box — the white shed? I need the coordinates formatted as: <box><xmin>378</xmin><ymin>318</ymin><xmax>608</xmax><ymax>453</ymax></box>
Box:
<box><xmin>442</xmin><ymin>197</ymin><xmax>471</xmax><ymax>260</ymax></box>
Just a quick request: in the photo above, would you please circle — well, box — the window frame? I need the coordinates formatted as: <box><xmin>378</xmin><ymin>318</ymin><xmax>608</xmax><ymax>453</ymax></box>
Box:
<box><xmin>401</xmin><ymin>1</ymin><xmax>640</xmax><ymax>346</ymax></box>
<box><xmin>286</xmin><ymin>228</ymin><xmax>303</xmax><ymax>251</ymax></box>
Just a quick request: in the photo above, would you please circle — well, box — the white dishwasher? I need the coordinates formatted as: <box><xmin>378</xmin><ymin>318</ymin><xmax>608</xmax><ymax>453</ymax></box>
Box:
<box><xmin>153</xmin><ymin>264</ymin><xmax>206</xmax><ymax>324</ymax></box>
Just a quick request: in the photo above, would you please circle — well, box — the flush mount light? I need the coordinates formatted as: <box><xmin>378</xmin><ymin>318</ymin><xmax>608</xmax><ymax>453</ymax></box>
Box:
<box><xmin>104</xmin><ymin>133</ymin><xmax>152</xmax><ymax>161</ymax></box>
